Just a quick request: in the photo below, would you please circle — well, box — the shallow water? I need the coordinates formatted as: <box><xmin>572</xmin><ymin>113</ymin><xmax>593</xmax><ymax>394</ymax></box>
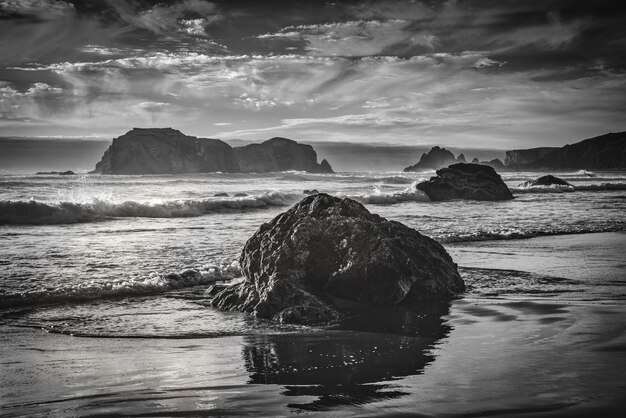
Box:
<box><xmin>1</xmin><ymin>170</ymin><xmax>625</xmax><ymax>416</ymax></box>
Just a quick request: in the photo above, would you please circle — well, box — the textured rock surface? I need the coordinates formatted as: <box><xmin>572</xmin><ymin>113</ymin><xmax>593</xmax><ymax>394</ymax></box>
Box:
<box><xmin>212</xmin><ymin>193</ymin><xmax>464</xmax><ymax>324</ymax></box>
<box><xmin>403</xmin><ymin>146</ymin><xmax>463</xmax><ymax>172</ymax></box>
<box><xmin>504</xmin><ymin>132</ymin><xmax>626</xmax><ymax>169</ymax></box>
<box><xmin>234</xmin><ymin>137</ymin><xmax>333</xmax><ymax>173</ymax></box>
<box><xmin>92</xmin><ymin>129</ymin><xmax>333</xmax><ymax>174</ymax></box>
<box><xmin>520</xmin><ymin>175</ymin><xmax>573</xmax><ymax>187</ymax></box>
<box><xmin>416</xmin><ymin>163</ymin><xmax>514</xmax><ymax>201</ymax></box>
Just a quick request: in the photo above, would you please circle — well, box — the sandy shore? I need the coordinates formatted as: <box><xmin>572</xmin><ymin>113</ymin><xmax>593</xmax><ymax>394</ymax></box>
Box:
<box><xmin>1</xmin><ymin>233</ymin><xmax>625</xmax><ymax>417</ymax></box>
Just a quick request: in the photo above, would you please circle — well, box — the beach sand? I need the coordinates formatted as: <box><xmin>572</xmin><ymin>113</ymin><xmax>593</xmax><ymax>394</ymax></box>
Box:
<box><xmin>1</xmin><ymin>233</ymin><xmax>625</xmax><ymax>417</ymax></box>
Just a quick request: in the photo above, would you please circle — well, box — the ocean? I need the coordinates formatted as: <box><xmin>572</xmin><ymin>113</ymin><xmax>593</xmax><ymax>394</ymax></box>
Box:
<box><xmin>1</xmin><ymin>170</ymin><xmax>625</xmax><ymax>416</ymax></box>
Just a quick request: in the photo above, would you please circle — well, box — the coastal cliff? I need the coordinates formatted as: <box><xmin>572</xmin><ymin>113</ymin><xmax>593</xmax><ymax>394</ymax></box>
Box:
<box><xmin>92</xmin><ymin>128</ymin><xmax>333</xmax><ymax>174</ymax></box>
<box><xmin>505</xmin><ymin>132</ymin><xmax>626</xmax><ymax>170</ymax></box>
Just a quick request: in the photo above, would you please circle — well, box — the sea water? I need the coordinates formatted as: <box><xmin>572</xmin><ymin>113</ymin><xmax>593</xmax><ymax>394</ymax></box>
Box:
<box><xmin>0</xmin><ymin>170</ymin><xmax>625</xmax><ymax>416</ymax></box>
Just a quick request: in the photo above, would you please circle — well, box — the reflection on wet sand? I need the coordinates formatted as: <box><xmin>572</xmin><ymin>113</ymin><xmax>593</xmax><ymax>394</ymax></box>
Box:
<box><xmin>242</xmin><ymin>301</ymin><xmax>452</xmax><ymax>411</ymax></box>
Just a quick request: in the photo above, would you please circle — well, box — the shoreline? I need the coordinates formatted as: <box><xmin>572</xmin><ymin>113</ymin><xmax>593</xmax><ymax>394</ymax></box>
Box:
<box><xmin>1</xmin><ymin>231</ymin><xmax>624</xmax><ymax>416</ymax></box>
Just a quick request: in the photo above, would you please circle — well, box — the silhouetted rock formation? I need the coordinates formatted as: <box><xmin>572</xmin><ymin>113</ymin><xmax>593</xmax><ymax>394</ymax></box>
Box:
<box><xmin>471</xmin><ymin>157</ymin><xmax>480</xmax><ymax>164</ymax></box>
<box><xmin>303</xmin><ymin>189</ymin><xmax>319</xmax><ymax>195</ymax></box>
<box><xmin>457</xmin><ymin>153</ymin><xmax>466</xmax><ymax>162</ymax></box>
<box><xmin>480</xmin><ymin>158</ymin><xmax>506</xmax><ymax>170</ymax></box>
<box><xmin>403</xmin><ymin>146</ymin><xmax>463</xmax><ymax>172</ymax></box>
<box><xmin>504</xmin><ymin>147</ymin><xmax>557</xmax><ymax>167</ymax></box>
<box><xmin>234</xmin><ymin>137</ymin><xmax>333</xmax><ymax>173</ymax></box>
<box><xmin>416</xmin><ymin>163</ymin><xmax>513</xmax><ymax>201</ymax></box>
<box><xmin>211</xmin><ymin>193</ymin><xmax>464</xmax><ymax>324</ymax></box>
<box><xmin>36</xmin><ymin>170</ymin><xmax>75</xmax><ymax>175</ymax></box>
<box><xmin>92</xmin><ymin>128</ymin><xmax>333</xmax><ymax>174</ymax></box>
<box><xmin>520</xmin><ymin>175</ymin><xmax>573</xmax><ymax>188</ymax></box>
<box><xmin>505</xmin><ymin>132</ymin><xmax>626</xmax><ymax>170</ymax></box>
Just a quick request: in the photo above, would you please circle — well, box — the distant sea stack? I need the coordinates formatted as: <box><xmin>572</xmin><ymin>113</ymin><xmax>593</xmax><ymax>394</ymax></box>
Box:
<box><xmin>403</xmin><ymin>146</ymin><xmax>463</xmax><ymax>172</ymax></box>
<box><xmin>91</xmin><ymin>128</ymin><xmax>333</xmax><ymax>174</ymax></box>
<box><xmin>505</xmin><ymin>132</ymin><xmax>626</xmax><ymax>170</ymax></box>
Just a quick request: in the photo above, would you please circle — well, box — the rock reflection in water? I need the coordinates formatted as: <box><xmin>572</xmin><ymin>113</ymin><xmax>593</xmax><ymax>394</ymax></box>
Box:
<box><xmin>242</xmin><ymin>301</ymin><xmax>451</xmax><ymax>411</ymax></box>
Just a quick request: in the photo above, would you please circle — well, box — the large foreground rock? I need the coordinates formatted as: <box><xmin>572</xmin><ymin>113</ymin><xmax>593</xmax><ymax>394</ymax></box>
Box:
<box><xmin>92</xmin><ymin>128</ymin><xmax>333</xmax><ymax>174</ymax></box>
<box><xmin>211</xmin><ymin>194</ymin><xmax>464</xmax><ymax>324</ymax></box>
<box><xmin>417</xmin><ymin>163</ymin><xmax>513</xmax><ymax>201</ymax></box>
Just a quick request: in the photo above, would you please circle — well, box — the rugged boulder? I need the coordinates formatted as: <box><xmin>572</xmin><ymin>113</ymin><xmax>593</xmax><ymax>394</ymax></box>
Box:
<box><xmin>403</xmin><ymin>146</ymin><xmax>462</xmax><ymax>172</ymax></box>
<box><xmin>234</xmin><ymin>137</ymin><xmax>333</xmax><ymax>173</ymax></box>
<box><xmin>92</xmin><ymin>129</ymin><xmax>333</xmax><ymax>174</ymax></box>
<box><xmin>504</xmin><ymin>132</ymin><xmax>626</xmax><ymax>170</ymax></box>
<box><xmin>520</xmin><ymin>175</ymin><xmax>573</xmax><ymax>188</ymax></box>
<box><xmin>211</xmin><ymin>193</ymin><xmax>464</xmax><ymax>324</ymax></box>
<box><xmin>416</xmin><ymin>163</ymin><xmax>513</xmax><ymax>201</ymax></box>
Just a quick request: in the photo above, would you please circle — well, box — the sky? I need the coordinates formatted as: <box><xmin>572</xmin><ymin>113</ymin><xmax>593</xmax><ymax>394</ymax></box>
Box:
<box><xmin>1</xmin><ymin>0</ymin><xmax>625</xmax><ymax>149</ymax></box>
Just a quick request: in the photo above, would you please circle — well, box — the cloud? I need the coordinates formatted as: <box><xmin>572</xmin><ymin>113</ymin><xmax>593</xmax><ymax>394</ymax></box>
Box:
<box><xmin>0</xmin><ymin>0</ymin><xmax>74</xmax><ymax>19</ymax></box>
<box><xmin>257</xmin><ymin>19</ymin><xmax>437</xmax><ymax>57</ymax></box>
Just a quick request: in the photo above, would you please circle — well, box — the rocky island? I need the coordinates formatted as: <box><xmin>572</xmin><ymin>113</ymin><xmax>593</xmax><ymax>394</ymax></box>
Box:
<box><xmin>211</xmin><ymin>193</ymin><xmax>464</xmax><ymax>325</ymax></box>
<box><xmin>404</xmin><ymin>146</ymin><xmax>506</xmax><ymax>172</ymax></box>
<box><xmin>92</xmin><ymin>128</ymin><xmax>333</xmax><ymax>174</ymax></box>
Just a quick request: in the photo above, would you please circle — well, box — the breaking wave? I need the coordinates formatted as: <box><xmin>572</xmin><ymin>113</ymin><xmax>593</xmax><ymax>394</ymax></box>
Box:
<box><xmin>0</xmin><ymin>192</ymin><xmax>299</xmax><ymax>225</ymax></box>
<box><xmin>346</xmin><ymin>182</ymin><xmax>431</xmax><ymax>204</ymax></box>
<box><xmin>438</xmin><ymin>225</ymin><xmax>624</xmax><ymax>243</ymax></box>
<box><xmin>0</xmin><ymin>262</ymin><xmax>242</xmax><ymax>309</ymax></box>
<box><xmin>511</xmin><ymin>183</ymin><xmax>626</xmax><ymax>194</ymax></box>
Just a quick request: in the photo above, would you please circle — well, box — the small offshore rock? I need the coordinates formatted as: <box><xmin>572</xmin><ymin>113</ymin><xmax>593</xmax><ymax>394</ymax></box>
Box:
<box><xmin>416</xmin><ymin>163</ymin><xmax>513</xmax><ymax>201</ymax></box>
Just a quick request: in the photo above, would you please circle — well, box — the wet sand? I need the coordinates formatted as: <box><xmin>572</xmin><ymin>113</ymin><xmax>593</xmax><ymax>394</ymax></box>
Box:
<box><xmin>1</xmin><ymin>233</ymin><xmax>625</xmax><ymax>417</ymax></box>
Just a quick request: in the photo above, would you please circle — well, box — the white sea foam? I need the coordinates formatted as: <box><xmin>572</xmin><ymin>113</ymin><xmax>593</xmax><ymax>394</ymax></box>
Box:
<box><xmin>346</xmin><ymin>181</ymin><xmax>431</xmax><ymax>204</ymax></box>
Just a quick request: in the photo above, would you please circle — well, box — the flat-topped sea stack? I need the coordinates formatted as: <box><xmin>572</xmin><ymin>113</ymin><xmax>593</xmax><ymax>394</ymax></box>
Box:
<box><xmin>92</xmin><ymin>128</ymin><xmax>333</xmax><ymax>174</ymax></box>
<box><xmin>504</xmin><ymin>132</ymin><xmax>626</xmax><ymax>170</ymax></box>
<box><xmin>211</xmin><ymin>193</ymin><xmax>464</xmax><ymax>324</ymax></box>
<box><xmin>417</xmin><ymin>163</ymin><xmax>513</xmax><ymax>201</ymax></box>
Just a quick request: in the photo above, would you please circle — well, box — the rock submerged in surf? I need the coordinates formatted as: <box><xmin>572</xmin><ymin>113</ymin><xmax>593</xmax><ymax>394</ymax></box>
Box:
<box><xmin>520</xmin><ymin>175</ymin><xmax>573</xmax><ymax>188</ymax></box>
<box><xmin>416</xmin><ymin>163</ymin><xmax>513</xmax><ymax>201</ymax></box>
<box><xmin>211</xmin><ymin>193</ymin><xmax>464</xmax><ymax>325</ymax></box>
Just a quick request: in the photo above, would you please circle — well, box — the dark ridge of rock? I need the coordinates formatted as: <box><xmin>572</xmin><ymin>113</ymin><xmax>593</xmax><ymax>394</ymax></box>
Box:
<box><xmin>36</xmin><ymin>170</ymin><xmax>75</xmax><ymax>175</ymax></box>
<box><xmin>211</xmin><ymin>193</ymin><xmax>464</xmax><ymax>325</ymax></box>
<box><xmin>504</xmin><ymin>147</ymin><xmax>557</xmax><ymax>167</ymax></box>
<box><xmin>303</xmin><ymin>189</ymin><xmax>319</xmax><ymax>195</ymax></box>
<box><xmin>92</xmin><ymin>129</ymin><xmax>334</xmax><ymax>174</ymax></box>
<box><xmin>234</xmin><ymin>137</ymin><xmax>333</xmax><ymax>173</ymax></box>
<box><xmin>520</xmin><ymin>175</ymin><xmax>573</xmax><ymax>188</ymax></box>
<box><xmin>214</xmin><ymin>192</ymin><xmax>229</xmax><ymax>197</ymax></box>
<box><xmin>504</xmin><ymin>132</ymin><xmax>626</xmax><ymax>169</ymax></box>
<box><xmin>234</xmin><ymin>193</ymin><xmax>249</xmax><ymax>197</ymax></box>
<box><xmin>480</xmin><ymin>158</ymin><xmax>506</xmax><ymax>170</ymax></box>
<box><xmin>403</xmin><ymin>146</ymin><xmax>459</xmax><ymax>172</ymax></box>
<box><xmin>416</xmin><ymin>163</ymin><xmax>514</xmax><ymax>201</ymax></box>
<box><xmin>471</xmin><ymin>157</ymin><xmax>480</xmax><ymax>164</ymax></box>
<box><xmin>457</xmin><ymin>153</ymin><xmax>466</xmax><ymax>162</ymax></box>
<box><xmin>92</xmin><ymin>128</ymin><xmax>237</xmax><ymax>174</ymax></box>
